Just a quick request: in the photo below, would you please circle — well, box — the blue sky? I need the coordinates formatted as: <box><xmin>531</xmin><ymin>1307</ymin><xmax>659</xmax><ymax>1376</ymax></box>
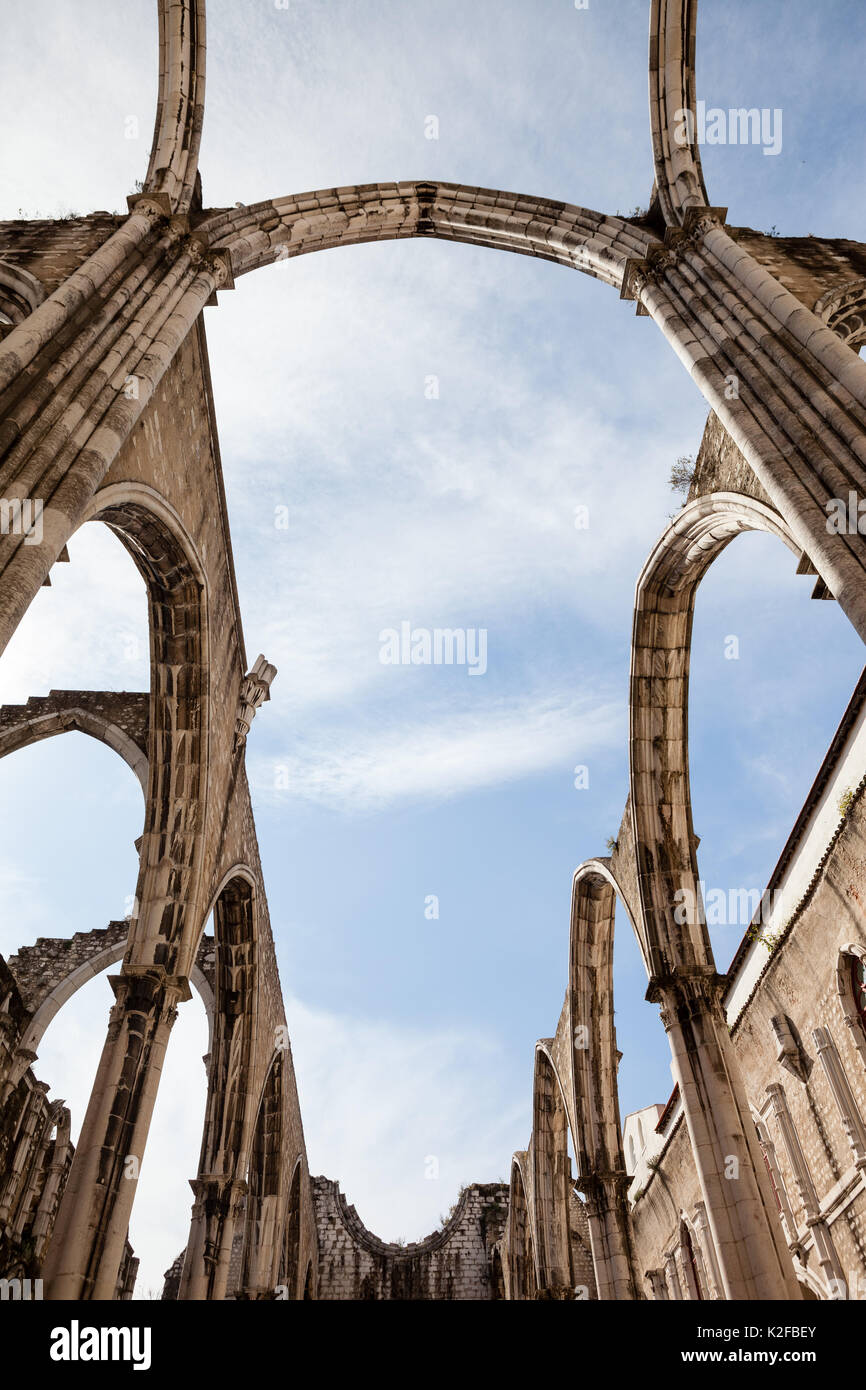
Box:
<box><xmin>1</xmin><ymin>0</ymin><xmax>865</xmax><ymax>1293</ymax></box>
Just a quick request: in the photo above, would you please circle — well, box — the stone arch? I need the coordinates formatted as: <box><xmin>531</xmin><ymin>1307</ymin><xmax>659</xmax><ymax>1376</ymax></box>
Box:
<box><xmin>835</xmin><ymin>943</ymin><xmax>866</xmax><ymax>1074</ymax></box>
<box><xmin>42</xmin><ymin>484</ymin><xmax>210</xmax><ymax>1299</ymax></box>
<box><xmin>277</xmin><ymin>1158</ymin><xmax>303</xmax><ymax>1300</ymax></box>
<box><xmin>0</xmin><ymin>695</ymin><xmax>149</xmax><ymax>793</ymax></box>
<box><xmin>814</xmin><ymin>280</ymin><xmax>866</xmax><ymax>353</ymax></box>
<box><xmin>568</xmin><ymin>859</ymin><xmax>643</xmax><ymax>1300</ymax></box>
<box><xmin>628</xmin><ymin>491</ymin><xmax>804</xmax><ymax>1300</ymax></box>
<box><xmin>678</xmin><ymin>1211</ymin><xmax>710</xmax><ymax>1299</ymax></box>
<box><xmin>199</xmin><ymin>181</ymin><xmax>659</xmax><ymax>292</ymax></box>
<box><xmin>141</xmin><ymin>0</ymin><xmax>206</xmax><ymax>216</ymax></box>
<box><xmin>649</xmin><ymin>0</ymin><xmax>710</xmax><ymax>227</ymax></box>
<box><xmin>8</xmin><ymin>925</ymin><xmax>215</xmax><ymax>1088</ymax></box>
<box><xmin>531</xmin><ymin>1044</ymin><xmax>575</xmax><ymax>1295</ymax></box>
<box><xmin>630</xmin><ymin>493</ymin><xmax>797</xmax><ymax>980</ymax></box>
<box><xmin>240</xmin><ymin>1051</ymin><xmax>285</xmax><ymax>1297</ymax></box>
<box><xmin>180</xmin><ymin>870</ymin><xmax>259</xmax><ymax>1300</ymax></box>
<box><xmin>507</xmin><ymin>1155</ymin><xmax>538</xmax><ymax>1300</ymax></box>
<box><xmin>81</xmin><ymin>483</ymin><xmax>209</xmax><ymax>980</ymax></box>
<box><xmin>0</xmin><ymin>260</ymin><xmax>46</xmax><ymax>333</ymax></box>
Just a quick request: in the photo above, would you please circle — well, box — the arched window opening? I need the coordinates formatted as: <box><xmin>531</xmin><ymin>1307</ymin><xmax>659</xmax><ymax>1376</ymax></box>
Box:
<box><xmin>613</xmin><ymin>899</ymin><xmax>672</xmax><ymax>1176</ymax></box>
<box><xmin>277</xmin><ymin>1163</ymin><xmax>302</xmax><ymax>1300</ymax></box>
<box><xmin>681</xmin><ymin>1222</ymin><xmax>704</xmax><ymax>1301</ymax></box>
<box><xmin>241</xmin><ymin>1055</ymin><xmax>284</xmax><ymax>1298</ymax></box>
<box><xmin>850</xmin><ymin>955</ymin><xmax>866</xmax><ymax>1039</ymax></box>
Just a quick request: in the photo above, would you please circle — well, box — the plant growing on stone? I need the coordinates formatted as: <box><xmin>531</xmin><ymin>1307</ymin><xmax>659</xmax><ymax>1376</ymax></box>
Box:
<box><xmin>669</xmin><ymin>454</ymin><xmax>696</xmax><ymax>495</ymax></box>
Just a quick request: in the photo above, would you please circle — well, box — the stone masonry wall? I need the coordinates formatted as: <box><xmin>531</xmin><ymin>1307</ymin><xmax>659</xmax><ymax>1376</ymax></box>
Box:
<box><xmin>312</xmin><ymin>1178</ymin><xmax>508</xmax><ymax>1300</ymax></box>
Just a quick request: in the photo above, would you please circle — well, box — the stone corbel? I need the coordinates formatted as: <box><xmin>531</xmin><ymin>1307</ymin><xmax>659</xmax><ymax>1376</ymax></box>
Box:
<box><xmin>234</xmin><ymin>654</ymin><xmax>277</xmax><ymax>751</ymax></box>
<box><xmin>771</xmin><ymin>1014</ymin><xmax>812</xmax><ymax>1083</ymax></box>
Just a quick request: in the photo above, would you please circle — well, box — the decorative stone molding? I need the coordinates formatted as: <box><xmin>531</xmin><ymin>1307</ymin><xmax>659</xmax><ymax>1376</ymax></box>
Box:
<box><xmin>234</xmin><ymin>654</ymin><xmax>277</xmax><ymax>751</ymax></box>
<box><xmin>766</xmin><ymin>1081</ymin><xmax>846</xmax><ymax>1293</ymax></box>
<box><xmin>812</xmin><ymin>1027</ymin><xmax>866</xmax><ymax>1169</ymax></box>
<box><xmin>836</xmin><ymin>945</ymin><xmax>866</xmax><ymax>1076</ymax></box>
<box><xmin>771</xmin><ymin>1014</ymin><xmax>812</xmax><ymax>1083</ymax></box>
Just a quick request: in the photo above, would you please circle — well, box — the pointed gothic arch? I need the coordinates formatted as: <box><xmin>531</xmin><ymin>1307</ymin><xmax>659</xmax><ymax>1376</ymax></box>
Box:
<box><xmin>531</xmin><ymin>1044</ymin><xmax>575</xmax><ymax>1295</ymax></box>
<box><xmin>628</xmin><ymin>491</ymin><xmax>804</xmax><ymax>1301</ymax></box>
<box><xmin>507</xmin><ymin>1155</ymin><xmax>538</xmax><ymax>1301</ymax></box>
<box><xmin>180</xmin><ymin>869</ymin><xmax>259</xmax><ymax>1300</ymax></box>
<box><xmin>240</xmin><ymin>1051</ymin><xmax>285</xmax><ymax>1298</ymax></box>
<box><xmin>567</xmin><ymin>859</ymin><xmax>643</xmax><ymax>1301</ymax></box>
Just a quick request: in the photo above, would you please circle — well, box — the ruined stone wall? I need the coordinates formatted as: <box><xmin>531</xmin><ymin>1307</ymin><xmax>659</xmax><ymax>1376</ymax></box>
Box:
<box><xmin>629</xmin><ymin>782</ymin><xmax>866</xmax><ymax>1300</ymax></box>
<box><xmin>568</xmin><ymin>1189</ymin><xmax>597</xmax><ymax>1298</ymax></box>
<box><xmin>0</xmin><ymin>691</ymin><xmax>149</xmax><ymax>763</ymax></box>
<box><xmin>733</xmin><ymin>231</ymin><xmax>866</xmax><ymax>319</ymax></box>
<box><xmin>0</xmin><ymin>215</ymin><xmax>122</xmax><ymax>298</ymax></box>
<box><xmin>725</xmin><ymin>781</ymin><xmax>866</xmax><ymax>1298</ymax></box>
<box><xmin>312</xmin><ymin>1178</ymin><xmax>508</xmax><ymax>1300</ymax></box>
<box><xmin>7</xmin><ymin>924</ymin><xmax>215</xmax><ymax>1018</ymax></box>
<box><xmin>688</xmin><ymin>411</ymin><xmax>772</xmax><ymax>506</ymax></box>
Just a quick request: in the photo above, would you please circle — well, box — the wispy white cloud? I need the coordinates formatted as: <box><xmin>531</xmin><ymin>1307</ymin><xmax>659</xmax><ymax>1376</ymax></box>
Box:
<box><xmin>0</xmin><ymin>524</ymin><xmax>148</xmax><ymax>705</ymax></box>
<box><xmin>250</xmin><ymin>688</ymin><xmax>622</xmax><ymax>810</ymax></box>
<box><xmin>287</xmin><ymin>992</ymin><xmax>525</xmax><ymax>1242</ymax></box>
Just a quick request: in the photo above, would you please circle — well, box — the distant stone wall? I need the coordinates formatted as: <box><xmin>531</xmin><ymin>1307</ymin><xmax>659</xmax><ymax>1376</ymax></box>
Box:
<box><xmin>568</xmin><ymin>1189</ymin><xmax>597</xmax><ymax>1298</ymax></box>
<box><xmin>312</xmin><ymin>1178</ymin><xmax>508</xmax><ymax>1300</ymax></box>
<box><xmin>7</xmin><ymin>924</ymin><xmax>215</xmax><ymax>1018</ymax></box>
<box><xmin>0</xmin><ymin>215</ymin><xmax>122</xmax><ymax>297</ymax></box>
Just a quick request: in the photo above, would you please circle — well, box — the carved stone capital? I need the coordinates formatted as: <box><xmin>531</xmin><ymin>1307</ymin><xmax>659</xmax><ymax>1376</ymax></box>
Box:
<box><xmin>234</xmin><ymin>654</ymin><xmax>277</xmax><ymax>750</ymax></box>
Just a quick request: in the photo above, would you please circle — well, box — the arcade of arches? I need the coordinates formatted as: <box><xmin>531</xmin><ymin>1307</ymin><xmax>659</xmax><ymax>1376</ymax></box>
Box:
<box><xmin>2</xmin><ymin>0</ymin><xmax>866</xmax><ymax>1299</ymax></box>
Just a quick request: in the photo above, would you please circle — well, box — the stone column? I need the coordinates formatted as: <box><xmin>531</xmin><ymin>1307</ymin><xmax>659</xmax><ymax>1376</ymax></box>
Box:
<box><xmin>646</xmin><ymin>1268</ymin><xmax>668</xmax><ymax>1300</ymax></box>
<box><xmin>665</xmin><ymin>1251</ymin><xmax>683</xmax><ymax>1300</ymax></box>
<box><xmin>766</xmin><ymin>1082</ymin><xmax>845</xmax><ymax>1293</ymax></box>
<box><xmin>42</xmin><ymin>968</ymin><xmax>188</xmax><ymax>1300</ymax></box>
<box><xmin>754</xmin><ymin>1120</ymin><xmax>798</xmax><ymax>1244</ymax></box>
<box><xmin>630</xmin><ymin>215</ymin><xmax>866</xmax><ymax>645</ymax></box>
<box><xmin>579</xmin><ymin>1172</ymin><xmax>640</xmax><ymax>1300</ymax></box>
<box><xmin>179</xmin><ymin>1176</ymin><xmax>247</xmax><ymax>1301</ymax></box>
<box><xmin>694</xmin><ymin>1202</ymin><xmax>723</xmax><ymax>1299</ymax></box>
<box><xmin>31</xmin><ymin>1107</ymin><xmax>71</xmax><ymax>1256</ymax></box>
<box><xmin>657</xmin><ymin>975</ymin><xmax>801</xmax><ymax>1301</ymax></box>
<box><xmin>0</xmin><ymin>1081</ymin><xmax>48</xmax><ymax>1225</ymax></box>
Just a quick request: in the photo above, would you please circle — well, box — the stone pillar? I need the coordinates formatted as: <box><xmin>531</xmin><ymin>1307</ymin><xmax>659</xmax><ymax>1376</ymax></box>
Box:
<box><xmin>31</xmin><ymin>1107</ymin><xmax>71</xmax><ymax>1256</ymax></box>
<box><xmin>42</xmin><ymin>968</ymin><xmax>188</xmax><ymax>1300</ymax></box>
<box><xmin>579</xmin><ymin>1172</ymin><xmax>640</xmax><ymax>1300</ymax></box>
<box><xmin>694</xmin><ymin>1202</ymin><xmax>723</xmax><ymax>1299</ymax></box>
<box><xmin>766</xmin><ymin>1082</ymin><xmax>845</xmax><ymax>1293</ymax></box>
<box><xmin>755</xmin><ymin>1120</ymin><xmax>798</xmax><ymax>1244</ymax></box>
<box><xmin>0</xmin><ymin>1081</ymin><xmax>48</xmax><ymax>1225</ymax></box>
<box><xmin>631</xmin><ymin>216</ymin><xmax>866</xmax><ymax>645</ymax></box>
<box><xmin>665</xmin><ymin>1250</ymin><xmax>683</xmax><ymax>1300</ymax></box>
<box><xmin>179</xmin><ymin>1176</ymin><xmax>246</xmax><ymax>1301</ymax></box>
<box><xmin>657</xmin><ymin>976</ymin><xmax>801</xmax><ymax>1301</ymax></box>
